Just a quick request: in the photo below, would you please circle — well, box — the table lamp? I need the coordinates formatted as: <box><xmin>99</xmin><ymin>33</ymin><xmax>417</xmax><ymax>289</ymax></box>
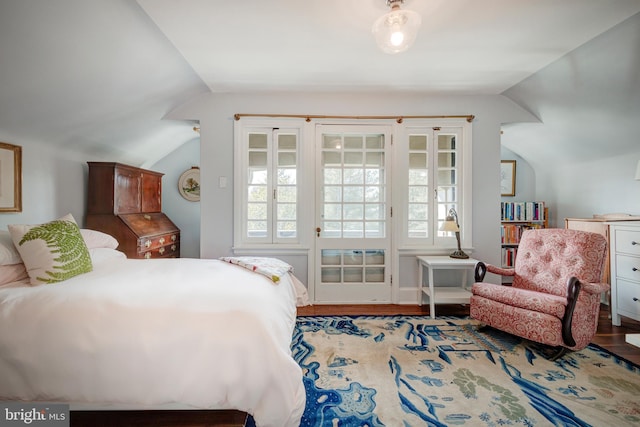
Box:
<box><xmin>440</xmin><ymin>208</ymin><xmax>469</xmax><ymax>259</ymax></box>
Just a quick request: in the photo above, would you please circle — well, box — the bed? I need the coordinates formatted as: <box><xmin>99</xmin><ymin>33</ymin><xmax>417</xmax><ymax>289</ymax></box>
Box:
<box><xmin>0</xmin><ymin>217</ymin><xmax>307</xmax><ymax>427</ymax></box>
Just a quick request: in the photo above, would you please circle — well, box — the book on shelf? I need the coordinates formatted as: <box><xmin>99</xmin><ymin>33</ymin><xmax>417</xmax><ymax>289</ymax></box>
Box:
<box><xmin>502</xmin><ymin>247</ymin><xmax>517</xmax><ymax>268</ymax></box>
<box><xmin>501</xmin><ymin>201</ymin><xmax>545</xmax><ymax>222</ymax></box>
<box><xmin>501</xmin><ymin>222</ymin><xmax>544</xmax><ymax>244</ymax></box>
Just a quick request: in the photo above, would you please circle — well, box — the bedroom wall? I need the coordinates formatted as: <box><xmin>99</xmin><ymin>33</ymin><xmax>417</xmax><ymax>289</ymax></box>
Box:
<box><xmin>0</xmin><ymin>139</ymin><xmax>87</xmax><ymax>229</ymax></box>
<box><xmin>167</xmin><ymin>91</ymin><xmax>537</xmax><ymax>291</ymax></box>
<box><xmin>0</xmin><ymin>135</ymin><xmax>202</xmax><ymax>260</ymax></box>
<box><xmin>150</xmin><ymin>136</ymin><xmax>201</xmax><ymax>259</ymax></box>
<box><xmin>501</xmin><ymin>12</ymin><xmax>640</xmax><ymax>225</ymax></box>
<box><xmin>500</xmin><ymin>146</ymin><xmax>537</xmax><ymax>206</ymax></box>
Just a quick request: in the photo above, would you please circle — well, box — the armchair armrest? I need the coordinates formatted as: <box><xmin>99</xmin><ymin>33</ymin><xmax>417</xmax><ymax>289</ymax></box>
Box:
<box><xmin>474</xmin><ymin>262</ymin><xmax>515</xmax><ymax>282</ymax></box>
<box><xmin>581</xmin><ymin>281</ymin><xmax>610</xmax><ymax>295</ymax></box>
<box><xmin>562</xmin><ymin>277</ymin><xmax>581</xmax><ymax>348</ymax></box>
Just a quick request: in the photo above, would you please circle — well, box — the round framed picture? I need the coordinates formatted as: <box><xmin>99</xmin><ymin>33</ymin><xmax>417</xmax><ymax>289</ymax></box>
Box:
<box><xmin>178</xmin><ymin>167</ymin><xmax>200</xmax><ymax>202</ymax></box>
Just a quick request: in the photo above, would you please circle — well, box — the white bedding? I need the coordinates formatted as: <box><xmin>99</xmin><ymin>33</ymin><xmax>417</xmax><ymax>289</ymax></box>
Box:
<box><xmin>0</xmin><ymin>249</ymin><xmax>306</xmax><ymax>427</ymax></box>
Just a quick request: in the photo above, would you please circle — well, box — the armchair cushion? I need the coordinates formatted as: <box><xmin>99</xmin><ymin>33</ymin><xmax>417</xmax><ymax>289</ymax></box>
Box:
<box><xmin>512</xmin><ymin>228</ymin><xmax>606</xmax><ymax>297</ymax></box>
<box><xmin>471</xmin><ymin>282</ymin><xmax>567</xmax><ymax>318</ymax></box>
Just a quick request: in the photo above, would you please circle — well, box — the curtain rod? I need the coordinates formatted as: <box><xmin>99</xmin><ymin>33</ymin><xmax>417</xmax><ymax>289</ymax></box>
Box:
<box><xmin>234</xmin><ymin>113</ymin><xmax>475</xmax><ymax>123</ymax></box>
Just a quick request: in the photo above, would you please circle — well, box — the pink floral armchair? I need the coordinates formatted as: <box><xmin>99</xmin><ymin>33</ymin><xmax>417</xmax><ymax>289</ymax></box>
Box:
<box><xmin>470</xmin><ymin>228</ymin><xmax>609</xmax><ymax>360</ymax></box>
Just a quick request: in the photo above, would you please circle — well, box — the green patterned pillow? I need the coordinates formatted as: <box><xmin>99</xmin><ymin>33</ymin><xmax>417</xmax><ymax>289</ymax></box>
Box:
<box><xmin>8</xmin><ymin>214</ymin><xmax>93</xmax><ymax>285</ymax></box>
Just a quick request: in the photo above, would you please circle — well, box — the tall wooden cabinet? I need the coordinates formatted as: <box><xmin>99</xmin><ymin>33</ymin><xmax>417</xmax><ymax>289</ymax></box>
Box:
<box><xmin>86</xmin><ymin>162</ymin><xmax>180</xmax><ymax>259</ymax></box>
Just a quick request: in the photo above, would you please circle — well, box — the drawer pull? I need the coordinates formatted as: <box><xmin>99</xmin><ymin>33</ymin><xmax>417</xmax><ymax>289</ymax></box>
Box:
<box><xmin>171</xmin><ymin>244</ymin><xmax>177</xmax><ymax>251</ymax></box>
<box><xmin>634</xmin><ymin>267</ymin><xmax>639</xmax><ymax>272</ymax></box>
<box><xmin>171</xmin><ymin>235</ymin><xmax>177</xmax><ymax>241</ymax></box>
<box><xmin>144</xmin><ymin>214</ymin><xmax>151</xmax><ymax>220</ymax></box>
<box><xmin>159</xmin><ymin>247</ymin><xmax>165</xmax><ymax>254</ymax></box>
<box><xmin>159</xmin><ymin>237</ymin><xmax>165</xmax><ymax>244</ymax></box>
<box><xmin>145</xmin><ymin>240</ymin><xmax>151</xmax><ymax>248</ymax></box>
<box><xmin>632</xmin><ymin>241</ymin><xmax>639</xmax><ymax>246</ymax></box>
<box><xmin>144</xmin><ymin>252</ymin><xmax>151</xmax><ymax>259</ymax></box>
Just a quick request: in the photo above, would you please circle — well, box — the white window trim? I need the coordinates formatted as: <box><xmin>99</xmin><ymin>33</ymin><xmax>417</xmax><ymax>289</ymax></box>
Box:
<box><xmin>233</xmin><ymin>117</ymin><xmax>307</xmax><ymax>251</ymax></box>
<box><xmin>234</xmin><ymin>117</ymin><xmax>472</xmax><ymax>257</ymax></box>
<box><xmin>393</xmin><ymin>118</ymin><xmax>473</xmax><ymax>253</ymax></box>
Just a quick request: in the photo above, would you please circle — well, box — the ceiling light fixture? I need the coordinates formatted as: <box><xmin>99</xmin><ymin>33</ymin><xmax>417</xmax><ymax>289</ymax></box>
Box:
<box><xmin>372</xmin><ymin>0</ymin><xmax>421</xmax><ymax>54</ymax></box>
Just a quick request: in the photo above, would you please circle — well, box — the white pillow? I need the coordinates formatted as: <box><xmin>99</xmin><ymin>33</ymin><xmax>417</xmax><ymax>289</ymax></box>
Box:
<box><xmin>89</xmin><ymin>247</ymin><xmax>126</xmax><ymax>265</ymax></box>
<box><xmin>0</xmin><ymin>263</ymin><xmax>29</xmax><ymax>287</ymax></box>
<box><xmin>0</xmin><ymin>230</ymin><xmax>23</xmax><ymax>265</ymax></box>
<box><xmin>81</xmin><ymin>229</ymin><xmax>119</xmax><ymax>250</ymax></box>
<box><xmin>8</xmin><ymin>214</ymin><xmax>93</xmax><ymax>285</ymax></box>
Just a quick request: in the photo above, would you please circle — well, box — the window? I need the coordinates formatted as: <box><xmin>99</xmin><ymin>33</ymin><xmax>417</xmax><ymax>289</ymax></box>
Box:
<box><xmin>235</xmin><ymin>122</ymin><xmax>302</xmax><ymax>245</ymax></box>
<box><xmin>399</xmin><ymin>120</ymin><xmax>472</xmax><ymax>249</ymax></box>
<box><xmin>234</xmin><ymin>117</ymin><xmax>472</xmax><ymax>252</ymax></box>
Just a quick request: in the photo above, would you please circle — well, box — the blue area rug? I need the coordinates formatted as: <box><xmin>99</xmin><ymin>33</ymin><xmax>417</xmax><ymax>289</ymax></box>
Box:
<box><xmin>291</xmin><ymin>316</ymin><xmax>640</xmax><ymax>426</ymax></box>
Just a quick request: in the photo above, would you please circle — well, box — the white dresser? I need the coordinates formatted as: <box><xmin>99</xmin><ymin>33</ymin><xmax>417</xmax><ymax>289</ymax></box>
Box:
<box><xmin>609</xmin><ymin>221</ymin><xmax>640</xmax><ymax>326</ymax></box>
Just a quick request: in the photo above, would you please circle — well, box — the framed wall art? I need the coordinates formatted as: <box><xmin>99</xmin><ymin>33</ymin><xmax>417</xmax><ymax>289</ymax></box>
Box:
<box><xmin>0</xmin><ymin>142</ymin><xmax>22</xmax><ymax>212</ymax></box>
<box><xmin>500</xmin><ymin>160</ymin><xmax>516</xmax><ymax>197</ymax></box>
<box><xmin>178</xmin><ymin>166</ymin><xmax>200</xmax><ymax>202</ymax></box>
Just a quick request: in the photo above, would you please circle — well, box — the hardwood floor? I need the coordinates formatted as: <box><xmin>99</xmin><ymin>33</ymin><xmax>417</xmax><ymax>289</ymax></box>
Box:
<box><xmin>71</xmin><ymin>304</ymin><xmax>640</xmax><ymax>426</ymax></box>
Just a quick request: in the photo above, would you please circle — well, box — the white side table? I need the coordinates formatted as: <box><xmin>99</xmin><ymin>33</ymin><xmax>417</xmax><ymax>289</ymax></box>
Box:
<box><xmin>417</xmin><ymin>255</ymin><xmax>479</xmax><ymax>319</ymax></box>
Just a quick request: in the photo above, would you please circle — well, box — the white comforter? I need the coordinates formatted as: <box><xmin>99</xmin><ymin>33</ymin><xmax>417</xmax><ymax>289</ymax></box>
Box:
<box><xmin>0</xmin><ymin>249</ymin><xmax>306</xmax><ymax>427</ymax></box>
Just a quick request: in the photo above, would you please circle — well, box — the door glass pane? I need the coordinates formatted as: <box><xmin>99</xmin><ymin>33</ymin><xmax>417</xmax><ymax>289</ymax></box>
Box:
<box><xmin>324</xmin><ymin>187</ymin><xmax>341</xmax><ymax>203</ymax></box>
<box><xmin>323</xmin><ymin>135</ymin><xmax>342</xmax><ymax>149</ymax></box>
<box><xmin>344</xmin><ymin>136</ymin><xmax>363</xmax><ymax>149</ymax></box>
<box><xmin>344</xmin><ymin>169</ymin><xmax>363</xmax><ymax>184</ymax></box>
<box><xmin>344</xmin><ymin>152</ymin><xmax>363</xmax><ymax>165</ymax></box>
<box><xmin>343</xmin><ymin>186</ymin><xmax>364</xmax><ymax>202</ymax></box>
<box><xmin>344</xmin><ymin>267</ymin><xmax>363</xmax><ymax>283</ymax></box>
<box><xmin>321</xmin><ymin>132</ymin><xmax>386</xmax><ymax>239</ymax></box>
<box><xmin>319</xmin><ymin>249</ymin><xmax>385</xmax><ymax>284</ymax></box>
<box><xmin>324</xmin><ymin>168</ymin><xmax>342</xmax><ymax>184</ymax></box>
<box><xmin>323</xmin><ymin>152</ymin><xmax>341</xmax><ymax>166</ymax></box>
<box><xmin>321</xmin><ymin>267</ymin><xmax>341</xmax><ymax>283</ymax></box>
<box><xmin>366</xmin><ymin>135</ymin><xmax>384</xmax><ymax>149</ymax></box>
<box><xmin>364</xmin><ymin>186</ymin><xmax>382</xmax><ymax>202</ymax></box>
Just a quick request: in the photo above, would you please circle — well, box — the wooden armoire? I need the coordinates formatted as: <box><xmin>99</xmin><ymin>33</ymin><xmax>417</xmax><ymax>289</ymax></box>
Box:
<box><xmin>86</xmin><ymin>162</ymin><xmax>180</xmax><ymax>259</ymax></box>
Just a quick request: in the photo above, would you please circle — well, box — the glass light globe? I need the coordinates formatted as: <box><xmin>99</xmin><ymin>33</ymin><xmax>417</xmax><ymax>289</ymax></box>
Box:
<box><xmin>372</xmin><ymin>8</ymin><xmax>421</xmax><ymax>54</ymax></box>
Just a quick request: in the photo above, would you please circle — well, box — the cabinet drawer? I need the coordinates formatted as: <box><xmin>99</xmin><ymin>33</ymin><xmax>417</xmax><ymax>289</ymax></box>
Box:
<box><xmin>614</xmin><ymin>230</ymin><xmax>640</xmax><ymax>256</ymax></box>
<box><xmin>140</xmin><ymin>243</ymin><xmax>180</xmax><ymax>259</ymax></box>
<box><xmin>138</xmin><ymin>233</ymin><xmax>179</xmax><ymax>252</ymax></box>
<box><xmin>615</xmin><ymin>254</ymin><xmax>640</xmax><ymax>282</ymax></box>
<box><xmin>616</xmin><ymin>278</ymin><xmax>640</xmax><ymax>319</ymax></box>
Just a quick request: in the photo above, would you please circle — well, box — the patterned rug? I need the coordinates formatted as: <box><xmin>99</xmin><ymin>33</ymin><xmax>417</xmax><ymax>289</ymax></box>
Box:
<box><xmin>291</xmin><ymin>316</ymin><xmax>640</xmax><ymax>427</ymax></box>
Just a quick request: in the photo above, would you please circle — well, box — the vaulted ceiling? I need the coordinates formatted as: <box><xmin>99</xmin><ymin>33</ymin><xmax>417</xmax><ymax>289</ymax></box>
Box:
<box><xmin>1</xmin><ymin>0</ymin><xmax>639</xmax><ymax>167</ymax></box>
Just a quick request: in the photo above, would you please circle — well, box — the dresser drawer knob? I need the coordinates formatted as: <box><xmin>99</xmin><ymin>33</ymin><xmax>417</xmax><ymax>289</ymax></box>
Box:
<box><xmin>145</xmin><ymin>240</ymin><xmax>151</xmax><ymax>248</ymax></box>
<box><xmin>144</xmin><ymin>252</ymin><xmax>151</xmax><ymax>259</ymax></box>
<box><xmin>159</xmin><ymin>247</ymin><xmax>165</xmax><ymax>254</ymax></box>
<box><xmin>159</xmin><ymin>237</ymin><xmax>165</xmax><ymax>244</ymax></box>
<box><xmin>171</xmin><ymin>234</ymin><xmax>177</xmax><ymax>241</ymax></box>
<box><xmin>171</xmin><ymin>244</ymin><xmax>177</xmax><ymax>251</ymax></box>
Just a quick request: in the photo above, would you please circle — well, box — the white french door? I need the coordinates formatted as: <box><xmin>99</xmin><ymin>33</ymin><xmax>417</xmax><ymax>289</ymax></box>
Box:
<box><xmin>314</xmin><ymin>125</ymin><xmax>392</xmax><ymax>303</ymax></box>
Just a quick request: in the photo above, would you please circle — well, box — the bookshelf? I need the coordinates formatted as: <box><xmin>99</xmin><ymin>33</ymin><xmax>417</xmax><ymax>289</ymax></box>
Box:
<box><xmin>501</xmin><ymin>201</ymin><xmax>547</xmax><ymax>268</ymax></box>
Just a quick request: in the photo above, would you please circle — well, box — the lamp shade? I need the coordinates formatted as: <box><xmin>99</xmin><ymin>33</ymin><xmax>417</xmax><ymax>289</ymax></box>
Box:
<box><xmin>440</xmin><ymin>220</ymin><xmax>460</xmax><ymax>233</ymax></box>
<box><xmin>372</xmin><ymin>3</ymin><xmax>421</xmax><ymax>54</ymax></box>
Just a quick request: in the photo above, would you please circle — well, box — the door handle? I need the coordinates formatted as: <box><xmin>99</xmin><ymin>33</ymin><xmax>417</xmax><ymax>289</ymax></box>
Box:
<box><xmin>316</xmin><ymin>227</ymin><xmax>321</xmax><ymax>237</ymax></box>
